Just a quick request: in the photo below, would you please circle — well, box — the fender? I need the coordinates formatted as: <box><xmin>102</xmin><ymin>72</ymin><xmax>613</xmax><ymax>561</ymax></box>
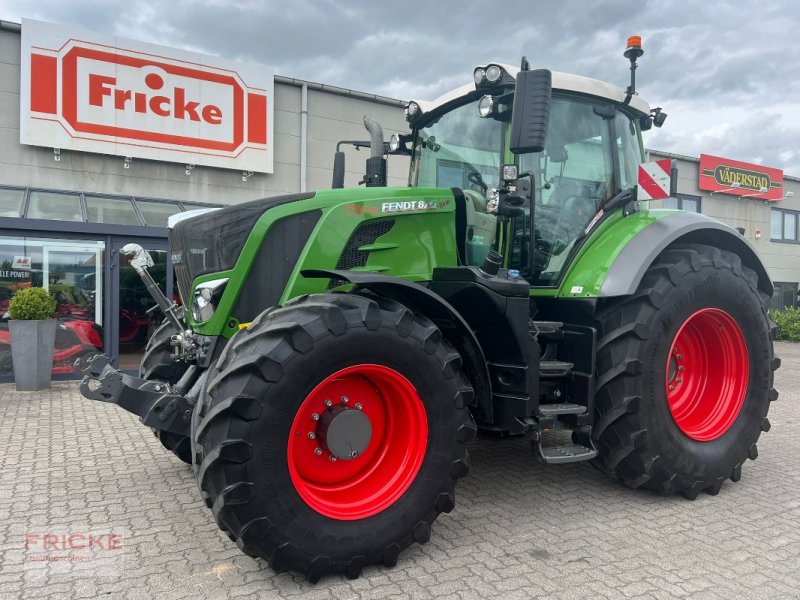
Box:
<box><xmin>600</xmin><ymin>211</ymin><xmax>773</xmax><ymax>297</ymax></box>
<box><xmin>301</xmin><ymin>269</ymin><xmax>493</xmax><ymax>423</ymax></box>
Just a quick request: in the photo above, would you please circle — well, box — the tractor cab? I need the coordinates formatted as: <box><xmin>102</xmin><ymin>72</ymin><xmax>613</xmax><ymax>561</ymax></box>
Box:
<box><xmin>402</xmin><ymin>47</ymin><xmax>662</xmax><ymax>287</ymax></box>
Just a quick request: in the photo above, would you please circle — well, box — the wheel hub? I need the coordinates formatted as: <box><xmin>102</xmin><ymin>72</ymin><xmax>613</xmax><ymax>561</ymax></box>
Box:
<box><xmin>317</xmin><ymin>405</ymin><xmax>372</xmax><ymax>460</ymax></box>
<box><xmin>665</xmin><ymin>308</ymin><xmax>749</xmax><ymax>441</ymax></box>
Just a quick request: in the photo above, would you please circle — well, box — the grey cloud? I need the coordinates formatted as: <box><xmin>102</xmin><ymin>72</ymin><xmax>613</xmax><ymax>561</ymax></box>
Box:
<box><xmin>2</xmin><ymin>0</ymin><xmax>799</xmax><ymax>173</ymax></box>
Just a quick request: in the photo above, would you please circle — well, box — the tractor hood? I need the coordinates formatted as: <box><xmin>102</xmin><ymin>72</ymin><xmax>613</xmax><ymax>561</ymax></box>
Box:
<box><xmin>171</xmin><ymin>192</ymin><xmax>315</xmax><ymax>304</ymax></box>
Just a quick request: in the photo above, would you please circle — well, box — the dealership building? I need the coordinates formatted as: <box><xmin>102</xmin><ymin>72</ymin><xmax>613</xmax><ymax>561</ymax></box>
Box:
<box><xmin>0</xmin><ymin>18</ymin><xmax>798</xmax><ymax>379</ymax></box>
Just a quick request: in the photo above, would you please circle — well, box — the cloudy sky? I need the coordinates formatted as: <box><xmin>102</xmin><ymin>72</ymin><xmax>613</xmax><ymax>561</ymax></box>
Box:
<box><xmin>3</xmin><ymin>0</ymin><xmax>799</xmax><ymax>174</ymax></box>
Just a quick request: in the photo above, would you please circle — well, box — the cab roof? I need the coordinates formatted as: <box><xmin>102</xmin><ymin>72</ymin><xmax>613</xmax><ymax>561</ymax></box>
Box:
<box><xmin>413</xmin><ymin>63</ymin><xmax>651</xmax><ymax>118</ymax></box>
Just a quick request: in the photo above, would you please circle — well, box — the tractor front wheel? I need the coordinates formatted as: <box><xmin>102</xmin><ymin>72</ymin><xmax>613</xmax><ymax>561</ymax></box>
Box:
<box><xmin>592</xmin><ymin>244</ymin><xmax>778</xmax><ymax>498</ymax></box>
<box><xmin>140</xmin><ymin>315</ymin><xmax>192</xmax><ymax>464</ymax></box>
<box><xmin>193</xmin><ymin>293</ymin><xmax>475</xmax><ymax>581</ymax></box>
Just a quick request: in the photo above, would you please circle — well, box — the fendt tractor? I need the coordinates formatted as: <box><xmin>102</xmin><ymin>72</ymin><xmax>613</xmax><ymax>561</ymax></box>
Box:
<box><xmin>77</xmin><ymin>37</ymin><xmax>779</xmax><ymax>581</ymax></box>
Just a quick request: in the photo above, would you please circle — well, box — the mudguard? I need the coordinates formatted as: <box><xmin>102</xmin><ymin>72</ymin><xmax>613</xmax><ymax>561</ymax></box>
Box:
<box><xmin>301</xmin><ymin>269</ymin><xmax>493</xmax><ymax>423</ymax></box>
<box><xmin>600</xmin><ymin>211</ymin><xmax>772</xmax><ymax>297</ymax></box>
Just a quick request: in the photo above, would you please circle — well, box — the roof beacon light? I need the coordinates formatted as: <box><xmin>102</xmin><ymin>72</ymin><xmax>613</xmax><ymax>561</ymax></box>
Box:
<box><xmin>623</xmin><ymin>35</ymin><xmax>644</xmax><ymax>105</ymax></box>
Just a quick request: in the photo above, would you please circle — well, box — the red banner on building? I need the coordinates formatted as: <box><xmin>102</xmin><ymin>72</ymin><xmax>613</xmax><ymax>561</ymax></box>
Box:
<box><xmin>698</xmin><ymin>154</ymin><xmax>784</xmax><ymax>201</ymax></box>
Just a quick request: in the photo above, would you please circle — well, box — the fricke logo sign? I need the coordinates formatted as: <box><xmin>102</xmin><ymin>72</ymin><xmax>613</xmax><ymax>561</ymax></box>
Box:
<box><xmin>20</xmin><ymin>19</ymin><xmax>274</xmax><ymax>173</ymax></box>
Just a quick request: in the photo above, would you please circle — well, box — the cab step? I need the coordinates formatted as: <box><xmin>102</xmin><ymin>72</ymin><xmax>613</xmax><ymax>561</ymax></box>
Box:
<box><xmin>537</xmin><ymin>403</ymin><xmax>587</xmax><ymax>417</ymax></box>
<box><xmin>533</xmin><ymin>320</ymin><xmax>565</xmax><ymax>341</ymax></box>
<box><xmin>539</xmin><ymin>360</ymin><xmax>574</xmax><ymax>377</ymax></box>
<box><xmin>535</xmin><ymin>443</ymin><xmax>598</xmax><ymax>464</ymax></box>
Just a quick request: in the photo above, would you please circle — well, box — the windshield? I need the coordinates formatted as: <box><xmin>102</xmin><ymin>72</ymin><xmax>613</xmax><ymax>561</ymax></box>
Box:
<box><xmin>410</xmin><ymin>100</ymin><xmax>503</xmax><ymax>194</ymax></box>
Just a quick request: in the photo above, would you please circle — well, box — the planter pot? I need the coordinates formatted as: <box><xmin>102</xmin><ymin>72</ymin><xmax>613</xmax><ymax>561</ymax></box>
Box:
<box><xmin>9</xmin><ymin>319</ymin><xmax>57</xmax><ymax>391</ymax></box>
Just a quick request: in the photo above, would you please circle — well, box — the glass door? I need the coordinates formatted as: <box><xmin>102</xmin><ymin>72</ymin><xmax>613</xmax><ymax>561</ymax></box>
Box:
<box><xmin>0</xmin><ymin>236</ymin><xmax>106</xmax><ymax>377</ymax></box>
<box><xmin>111</xmin><ymin>240</ymin><xmax>170</xmax><ymax>372</ymax></box>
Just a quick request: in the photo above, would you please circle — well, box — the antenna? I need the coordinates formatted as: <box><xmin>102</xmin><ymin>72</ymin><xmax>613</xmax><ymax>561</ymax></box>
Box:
<box><xmin>623</xmin><ymin>35</ymin><xmax>644</xmax><ymax>105</ymax></box>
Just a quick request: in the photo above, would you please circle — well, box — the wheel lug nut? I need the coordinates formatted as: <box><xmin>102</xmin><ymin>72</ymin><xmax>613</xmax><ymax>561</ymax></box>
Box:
<box><xmin>677</xmin><ymin>354</ymin><xmax>684</xmax><ymax>360</ymax></box>
<box><xmin>341</xmin><ymin>396</ymin><xmax>349</xmax><ymax>404</ymax></box>
<box><xmin>324</xmin><ymin>399</ymin><xmax>332</xmax><ymax>407</ymax></box>
<box><xmin>351</xmin><ymin>451</ymin><xmax>359</xmax><ymax>458</ymax></box>
<box><xmin>355</xmin><ymin>403</ymin><xmax>363</xmax><ymax>411</ymax></box>
<box><xmin>307</xmin><ymin>432</ymin><xmax>316</xmax><ymax>440</ymax></box>
<box><xmin>329</xmin><ymin>455</ymin><xmax>337</xmax><ymax>462</ymax></box>
<box><xmin>678</xmin><ymin>366</ymin><xmax>685</xmax><ymax>371</ymax></box>
<box><xmin>314</xmin><ymin>448</ymin><xmax>322</xmax><ymax>455</ymax></box>
<box><xmin>311</xmin><ymin>413</ymin><xmax>319</xmax><ymax>421</ymax></box>
<box><xmin>676</xmin><ymin>378</ymin><xmax>682</xmax><ymax>383</ymax></box>
<box><xmin>669</xmin><ymin>385</ymin><xmax>675</xmax><ymax>391</ymax></box>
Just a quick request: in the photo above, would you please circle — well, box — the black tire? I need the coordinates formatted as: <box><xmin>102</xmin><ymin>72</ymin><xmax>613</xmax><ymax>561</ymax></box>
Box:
<box><xmin>592</xmin><ymin>244</ymin><xmax>779</xmax><ymax>499</ymax></box>
<box><xmin>139</xmin><ymin>316</ymin><xmax>188</xmax><ymax>383</ymax></box>
<box><xmin>153</xmin><ymin>430</ymin><xmax>192</xmax><ymax>464</ymax></box>
<box><xmin>140</xmin><ymin>315</ymin><xmax>192</xmax><ymax>464</ymax></box>
<box><xmin>193</xmin><ymin>292</ymin><xmax>476</xmax><ymax>581</ymax></box>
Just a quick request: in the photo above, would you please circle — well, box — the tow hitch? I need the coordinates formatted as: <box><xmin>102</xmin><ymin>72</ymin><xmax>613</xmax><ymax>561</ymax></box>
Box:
<box><xmin>75</xmin><ymin>243</ymin><xmax>201</xmax><ymax>436</ymax></box>
<box><xmin>75</xmin><ymin>354</ymin><xmax>195</xmax><ymax>436</ymax></box>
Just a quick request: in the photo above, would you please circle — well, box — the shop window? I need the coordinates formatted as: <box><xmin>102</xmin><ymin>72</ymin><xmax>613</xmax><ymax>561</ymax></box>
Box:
<box><xmin>26</xmin><ymin>191</ymin><xmax>83</xmax><ymax>222</ymax></box>
<box><xmin>86</xmin><ymin>195</ymin><xmax>142</xmax><ymax>226</ymax></box>
<box><xmin>0</xmin><ymin>187</ymin><xmax>25</xmax><ymax>217</ymax></box>
<box><xmin>770</xmin><ymin>281</ymin><xmax>798</xmax><ymax>310</ymax></box>
<box><xmin>0</xmin><ymin>236</ymin><xmax>105</xmax><ymax>376</ymax></box>
<box><xmin>771</xmin><ymin>208</ymin><xmax>799</xmax><ymax>242</ymax></box>
<box><xmin>134</xmin><ymin>200</ymin><xmax>183</xmax><ymax>227</ymax></box>
<box><xmin>660</xmin><ymin>194</ymin><xmax>701</xmax><ymax>212</ymax></box>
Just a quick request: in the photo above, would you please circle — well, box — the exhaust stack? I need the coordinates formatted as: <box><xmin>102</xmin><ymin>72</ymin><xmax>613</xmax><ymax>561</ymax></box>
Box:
<box><xmin>362</xmin><ymin>116</ymin><xmax>387</xmax><ymax>187</ymax></box>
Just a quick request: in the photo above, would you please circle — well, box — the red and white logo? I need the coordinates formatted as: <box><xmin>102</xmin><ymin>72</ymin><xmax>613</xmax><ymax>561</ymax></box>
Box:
<box><xmin>21</xmin><ymin>19</ymin><xmax>274</xmax><ymax>172</ymax></box>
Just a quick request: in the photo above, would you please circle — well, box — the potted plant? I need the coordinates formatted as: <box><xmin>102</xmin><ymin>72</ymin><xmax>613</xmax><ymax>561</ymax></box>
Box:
<box><xmin>8</xmin><ymin>287</ymin><xmax>57</xmax><ymax>391</ymax></box>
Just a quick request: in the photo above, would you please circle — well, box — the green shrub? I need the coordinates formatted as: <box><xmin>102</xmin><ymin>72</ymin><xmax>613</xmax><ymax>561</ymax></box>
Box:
<box><xmin>8</xmin><ymin>287</ymin><xmax>57</xmax><ymax>320</ymax></box>
<box><xmin>769</xmin><ymin>307</ymin><xmax>800</xmax><ymax>342</ymax></box>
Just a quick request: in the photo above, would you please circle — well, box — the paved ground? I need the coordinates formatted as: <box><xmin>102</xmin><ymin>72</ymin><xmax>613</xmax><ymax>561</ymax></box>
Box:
<box><xmin>1</xmin><ymin>343</ymin><xmax>799</xmax><ymax>600</ymax></box>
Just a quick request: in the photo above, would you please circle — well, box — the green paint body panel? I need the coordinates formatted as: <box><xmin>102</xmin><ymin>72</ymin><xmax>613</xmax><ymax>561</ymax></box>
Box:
<box><xmin>540</xmin><ymin>207</ymin><xmax>677</xmax><ymax>298</ymax></box>
<box><xmin>187</xmin><ymin>187</ymin><xmax>458</xmax><ymax>337</ymax></box>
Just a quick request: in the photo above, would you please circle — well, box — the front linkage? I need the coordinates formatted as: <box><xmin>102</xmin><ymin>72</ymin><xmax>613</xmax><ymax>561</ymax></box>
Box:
<box><xmin>75</xmin><ymin>244</ymin><xmax>200</xmax><ymax>438</ymax></box>
<box><xmin>76</xmin><ymin>354</ymin><xmax>195</xmax><ymax>436</ymax></box>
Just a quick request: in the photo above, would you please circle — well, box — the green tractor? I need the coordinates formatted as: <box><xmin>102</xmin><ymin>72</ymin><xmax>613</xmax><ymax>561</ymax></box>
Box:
<box><xmin>77</xmin><ymin>37</ymin><xmax>779</xmax><ymax>581</ymax></box>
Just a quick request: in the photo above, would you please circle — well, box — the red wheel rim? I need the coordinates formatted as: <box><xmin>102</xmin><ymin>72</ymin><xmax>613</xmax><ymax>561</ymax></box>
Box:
<box><xmin>665</xmin><ymin>308</ymin><xmax>749</xmax><ymax>441</ymax></box>
<box><xmin>287</xmin><ymin>364</ymin><xmax>428</xmax><ymax>520</ymax></box>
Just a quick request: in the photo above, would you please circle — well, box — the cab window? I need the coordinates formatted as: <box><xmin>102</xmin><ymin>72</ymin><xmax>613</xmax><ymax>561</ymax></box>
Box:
<box><xmin>519</xmin><ymin>97</ymin><xmax>615</xmax><ymax>286</ymax></box>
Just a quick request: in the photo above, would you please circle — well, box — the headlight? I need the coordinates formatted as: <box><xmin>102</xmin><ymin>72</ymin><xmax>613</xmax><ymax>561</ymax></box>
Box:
<box><xmin>485</xmin><ymin>64</ymin><xmax>502</xmax><ymax>83</ymax></box>
<box><xmin>389</xmin><ymin>133</ymin><xmax>401</xmax><ymax>152</ymax></box>
<box><xmin>473</xmin><ymin>67</ymin><xmax>486</xmax><ymax>86</ymax></box>
<box><xmin>405</xmin><ymin>101</ymin><xmax>421</xmax><ymax>121</ymax></box>
<box><xmin>478</xmin><ymin>95</ymin><xmax>494</xmax><ymax>118</ymax></box>
<box><xmin>192</xmin><ymin>278</ymin><xmax>228</xmax><ymax>323</ymax></box>
<box><xmin>502</xmin><ymin>164</ymin><xmax>519</xmax><ymax>181</ymax></box>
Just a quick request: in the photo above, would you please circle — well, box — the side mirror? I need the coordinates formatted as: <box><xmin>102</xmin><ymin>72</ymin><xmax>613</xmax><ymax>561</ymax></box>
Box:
<box><xmin>509</xmin><ymin>69</ymin><xmax>552</xmax><ymax>154</ymax></box>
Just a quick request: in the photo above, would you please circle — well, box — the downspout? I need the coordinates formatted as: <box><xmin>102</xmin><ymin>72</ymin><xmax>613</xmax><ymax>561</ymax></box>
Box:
<box><xmin>300</xmin><ymin>84</ymin><xmax>308</xmax><ymax>192</ymax></box>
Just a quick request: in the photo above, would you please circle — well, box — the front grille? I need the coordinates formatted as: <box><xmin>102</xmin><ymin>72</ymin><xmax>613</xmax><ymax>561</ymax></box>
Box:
<box><xmin>170</xmin><ymin>191</ymin><xmax>314</xmax><ymax>303</ymax></box>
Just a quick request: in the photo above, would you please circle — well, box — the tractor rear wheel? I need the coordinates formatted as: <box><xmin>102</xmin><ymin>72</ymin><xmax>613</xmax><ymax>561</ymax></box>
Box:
<box><xmin>193</xmin><ymin>293</ymin><xmax>475</xmax><ymax>581</ymax></box>
<box><xmin>592</xmin><ymin>244</ymin><xmax>778</xmax><ymax>498</ymax></box>
<box><xmin>139</xmin><ymin>315</ymin><xmax>192</xmax><ymax>464</ymax></box>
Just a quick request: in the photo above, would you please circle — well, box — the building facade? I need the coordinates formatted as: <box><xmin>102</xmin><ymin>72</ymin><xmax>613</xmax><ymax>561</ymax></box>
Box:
<box><xmin>0</xmin><ymin>18</ymin><xmax>797</xmax><ymax>381</ymax></box>
<box><xmin>0</xmin><ymin>19</ymin><xmax>408</xmax><ymax>378</ymax></box>
<box><xmin>647</xmin><ymin>150</ymin><xmax>800</xmax><ymax>310</ymax></box>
